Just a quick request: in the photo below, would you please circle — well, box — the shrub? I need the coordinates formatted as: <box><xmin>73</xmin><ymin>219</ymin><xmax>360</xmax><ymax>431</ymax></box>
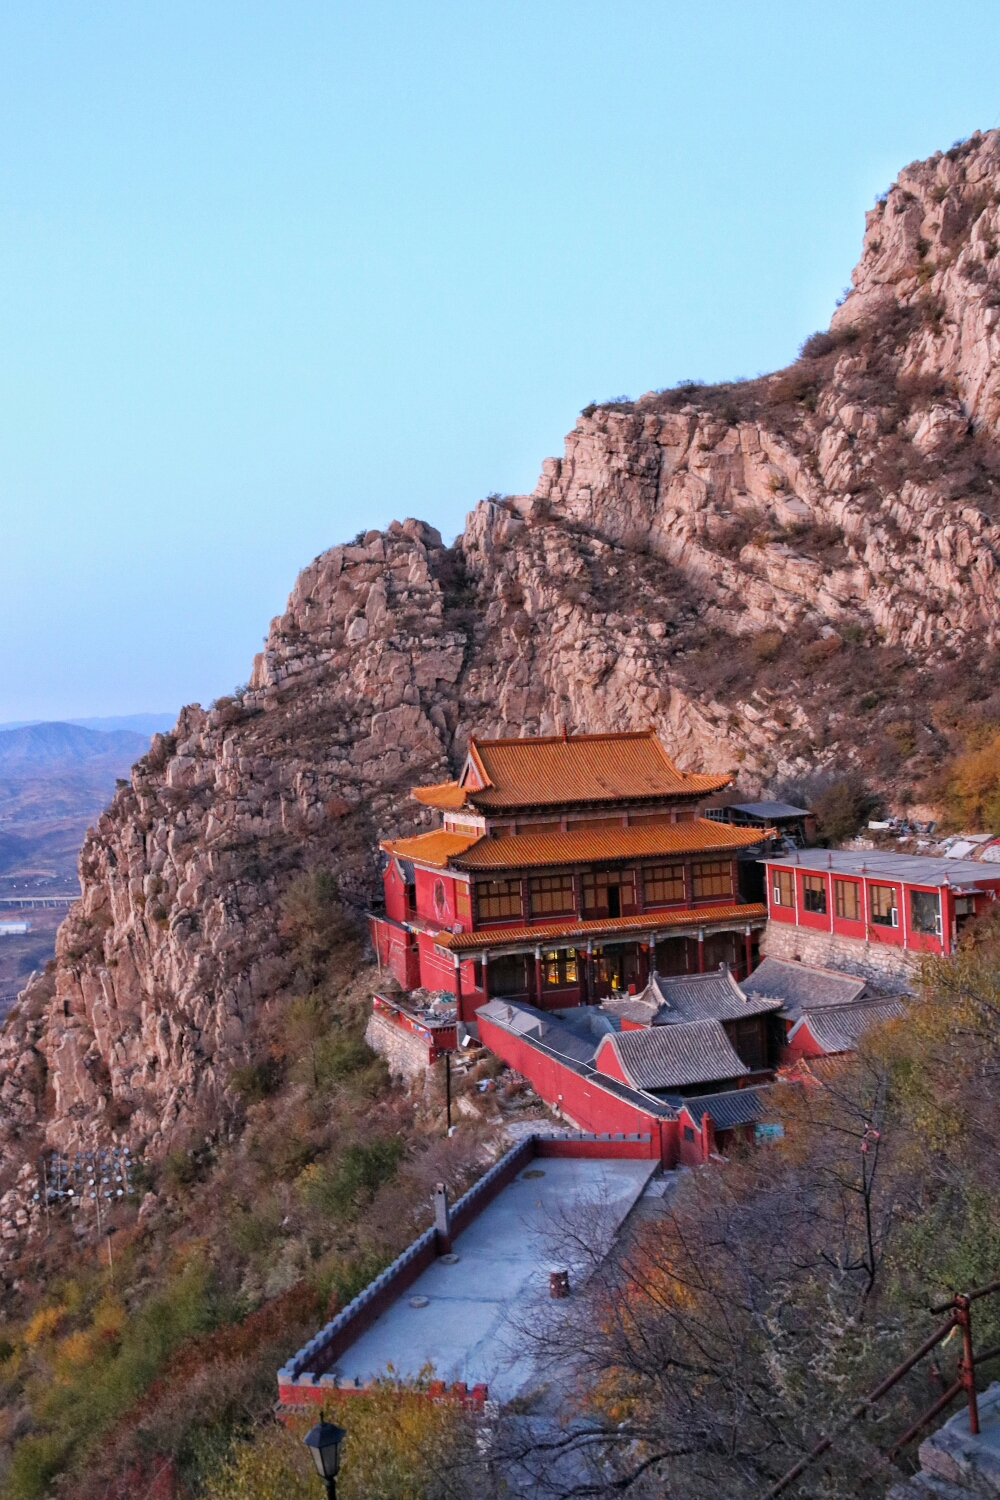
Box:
<box><xmin>812</xmin><ymin>776</ymin><xmax>881</xmax><ymax>843</ymax></box>
<box><xmin>231</xmin><ymin>1057</ymin><xmax>283</xmax><ymax>1105</ymax></box>
<box><xmin>799</xmin><ymin>331</ymin><xmax>835</xmax><ymax>359</ymax></box>
<box><xmin>296</xmin><ymin>1138</ymin><xmax>404</xmax><ymax>1220</ymax></box>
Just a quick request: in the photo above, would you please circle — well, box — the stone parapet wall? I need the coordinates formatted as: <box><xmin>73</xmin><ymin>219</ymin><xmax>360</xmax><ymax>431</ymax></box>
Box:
<box><xmin>365</xmin><ymin>1010</ymin><xmax>433</xmax><ymax>1081</ymax></box>
<box><xmin>761</xmin><ymin>921</ymin><xmax>918</xmax><ymax>992</ymax></box>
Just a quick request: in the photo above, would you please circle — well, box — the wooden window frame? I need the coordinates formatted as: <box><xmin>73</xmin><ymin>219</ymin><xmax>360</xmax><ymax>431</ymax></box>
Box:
<box><xmin>528</xmin><ymin>873</ymin><xmax>575</xmax><ymax>917</ymax></box>
<box><xmin>643</xmin><ymin>864</ymin><xmax>685</xmax><ymax>905</ymax></box>
<box><xmin>802</xmin><ymin>874</ymin><xmax>827</xmax><ymax>915</ymax></box>
<box><xmin>692</xmin><ymin>860</ymin><xmax>734</xmax><ymax>900</ymax></box>
<box><xmin>834</xmin><ymin>878</ymin><xmax>861</xmax><ymax>921</ymax></box>
<box><xmin>475</xmin><ymin>878</ymin><xmax>523</xmax><ymax>923</ymax></box>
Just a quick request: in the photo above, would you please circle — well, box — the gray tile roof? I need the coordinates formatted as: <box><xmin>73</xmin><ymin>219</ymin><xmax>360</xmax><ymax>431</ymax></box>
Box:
<box><xmin>600</xmin><ymin>1020</ymin><xmax>749</xmax><ymax>1091</ymax></box>
<box><xmin>760</xmin><ymin>847</ymin><xmax>998</xmax><ymax>888</ymax></box>
<box><xmin>741</xmin><ymin>956</ymin><xmax>868</xmax><ymax>1019</ymax></box>
<box><xmin>476</xmin><ymin>1000</ymin><xmax>609</xmax><ymax>1067</ymax></box>
<box><xmin>646</xmin><ymin>969</ymin><xmax>782</xmax><ymax>1023</ymax></box>
<box><xmin>790</xmin><ymin>997</ymin><xmax>907</xmax><ymax>1055</ymax></box>
<box><xmin>680</xmin><ymin>1086</ymin><xmax>771</xmax><ymax>1130</ymax></box>
<box><xmin>731</xmin><ymin>801</ymin><xmax>810</xmax><ymax>819</ymax></box>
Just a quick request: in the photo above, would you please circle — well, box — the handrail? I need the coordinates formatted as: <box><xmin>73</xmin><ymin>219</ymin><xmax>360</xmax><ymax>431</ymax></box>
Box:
<box><xmin>763</xmin><ymin>1282</ymin><xmax>1000</xmax><ymax>1498</ymax></box>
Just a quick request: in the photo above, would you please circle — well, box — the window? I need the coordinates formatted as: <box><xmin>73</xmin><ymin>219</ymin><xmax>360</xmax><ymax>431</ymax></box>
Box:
<box><xmin>834</xmin><ymin>879</ymin><xmax>861</xmax><ymax>921</ymax></box>
<box><xmin>683</xmin><ymin>1125</ymin><xmax>696</xmax><ymax>1142</ymax></box>
<box><xmin>643</xmin><ymin>864</ymin><xmax>685</xmax><ymax>905</ymax></box>
<box><xmin>692</xmin><ymin>861</ymin><xmax>733</xmax><ymax>900</ymax></box>
<box><xmin>869</xmin><ymin>884</ymin><xmax>897</xmax><ymax>927</ymax></box>
<box><xmin>772</xmin><ymin>869</ymin><xmax>794</xmax><ymax>907</ymax></box>
<box><xmin>456</xmin><ymin>885</ymin><xmax>471</xmax><ymax>921</ymax></box>
<box><xmin>475</xmin><ymin>879</ymin><xmax>523</xmax><ymax>922</ymax></box>
<box><xmin>542</xmin><ymin>950</ymin><xmax>578</xmax><ymax>987</ymax></box>
<box><xmin>582</xmin><ymin>869</ymin><xmax>636</xmax><ymax>917</ymax></box>
<box><xmin>529</xmin><ymin>873</ymin><xmax>575</xmax><ymax>916</ymax></box>
<box><xmin>802</xmin><ymin>874</ymin><xmax>827</xmax><ymax>915</ymax></box>
<box><xmin>910</xmin><ymin>889</ymin><xmax>940</xmax><ymax>935</ymax></box>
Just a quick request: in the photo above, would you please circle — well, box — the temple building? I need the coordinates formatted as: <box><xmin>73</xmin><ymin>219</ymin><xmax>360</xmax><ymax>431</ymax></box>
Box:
<box><xmin>368</xmin><ymin>729</ymin><xmax>770</xmax><ymax>1025</ymax></box>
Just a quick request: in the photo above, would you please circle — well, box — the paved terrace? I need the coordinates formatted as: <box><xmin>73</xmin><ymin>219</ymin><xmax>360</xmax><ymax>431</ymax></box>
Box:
<box><xmin>326</xmin><ymin>1155</ymin><xmax>657</xmax><ymax>1401</ymax></box>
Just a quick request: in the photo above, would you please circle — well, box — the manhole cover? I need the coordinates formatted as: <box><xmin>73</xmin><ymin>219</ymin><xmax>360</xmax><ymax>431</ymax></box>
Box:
<box><xmin>439</xmin><ymin>1253</ymin><xmax>460</xmax><ymax>1264</ymax></box>
<box><xmin>409</xmin><ymin>1295</ymin><xmax>430</xmax><ymax>1308</ymax></box>
<box><xmin>522</xmin><ymin>1169</ymin><xmax>545</xmax><ymax>1180</ymax></box>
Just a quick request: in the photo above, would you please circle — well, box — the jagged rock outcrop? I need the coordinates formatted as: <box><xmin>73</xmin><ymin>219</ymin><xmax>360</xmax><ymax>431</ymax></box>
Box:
<box><xmin>2</xmin><ymin>129</ymin><xmax>1000</xmax><ymax>1184</ymax></box>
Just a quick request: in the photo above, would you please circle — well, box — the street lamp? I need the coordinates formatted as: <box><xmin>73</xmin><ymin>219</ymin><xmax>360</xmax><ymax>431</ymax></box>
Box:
<box><xmin>303</xmin><ymin>1416</ymin><xmax>346</xmax><ymax>1500</ymax></box>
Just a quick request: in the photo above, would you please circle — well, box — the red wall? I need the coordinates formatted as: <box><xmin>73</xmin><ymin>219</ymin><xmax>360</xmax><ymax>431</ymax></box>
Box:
<box><xmin>369</xmin><ymin>916</ymin><xmax>420</xmax><ymax>989</ymax></box>
<box><xmin>476</xmin><ymin>1013</ymin><xmax>679</xmax><ymax>1166</ymax></box>
<box><xmin>593</xmin><ymin>1035</ymin><xmax>630</xmax><ymax>1086</ymax></box>
<box><xmin>383</xmin><ymin>861</ymin><xmax>408</xmax><ymax>923</ymax></box>
<box><xmin>415</xmin><ymin>868</ymin><xmax>460</xmax><ymax>927</ymax></box>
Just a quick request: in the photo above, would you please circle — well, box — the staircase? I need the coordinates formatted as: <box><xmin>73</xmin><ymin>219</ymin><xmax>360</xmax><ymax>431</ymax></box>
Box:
<box><xmin>889</xmin><ymin>1383</ymin><xmax>1000</xmax><ymax>1498</ymax></box>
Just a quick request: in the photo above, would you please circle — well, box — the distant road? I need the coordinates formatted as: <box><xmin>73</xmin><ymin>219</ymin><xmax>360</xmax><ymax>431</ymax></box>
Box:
<box><xmin>0</xmin><ymin>895</ymin><xmax>76</xmax><ymax>908</ymax></box>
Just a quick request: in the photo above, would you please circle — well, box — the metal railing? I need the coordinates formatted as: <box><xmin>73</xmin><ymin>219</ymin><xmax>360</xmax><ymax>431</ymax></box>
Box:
<box><xmin>765</xmin><ymin>1279</ymin><xmax>1000</xmax><ymax>1497</ymax></box>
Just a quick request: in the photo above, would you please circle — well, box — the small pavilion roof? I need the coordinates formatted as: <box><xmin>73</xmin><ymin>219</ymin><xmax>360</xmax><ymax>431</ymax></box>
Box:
<box><xmin>680</xmin><ymin>1086</ymin><xmax>772</xmax><ymax>1130</ymax></box>
<box><xmin>640</xmin><ymin>969</ymin><xmax>783</xmax><ymax>1024</ymax></box>
<box><xmin>741</xmin><ymin>956</ymin><xmax>868</xmax><ymax>1020</ymax></box>
<box><xmin>382</xmin><ymin>831</ymin><xmax>480</xmax><ymax>869</ymax></box>
<box><xmin>596</xmin><ymin>1021</ymin><xmax>749</xmax><ymax>1092</ymax></box>
<box><xmin>789</xmin><ymin>998</ymin><xmax>907</xmax><ymax>1055</ymax></box>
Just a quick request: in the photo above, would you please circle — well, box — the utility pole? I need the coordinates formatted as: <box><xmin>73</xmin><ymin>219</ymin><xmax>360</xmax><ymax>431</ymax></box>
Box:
<box><xmin>445</xmin><ymin>1051</ymin><xmax>452</xmax><ymax>1132</ymax></box>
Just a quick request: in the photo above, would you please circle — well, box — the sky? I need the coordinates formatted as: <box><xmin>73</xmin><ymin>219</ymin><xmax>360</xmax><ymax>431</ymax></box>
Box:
<box><xmin>2</xmin><ymin>1</ymin><xmax>999</xmax><ymax>724</ymax></box>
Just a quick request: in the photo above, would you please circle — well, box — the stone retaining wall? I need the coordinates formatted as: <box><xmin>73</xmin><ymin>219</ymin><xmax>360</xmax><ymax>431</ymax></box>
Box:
<box><xmin>761</xmin><ymin>921</ymin><xmax>918</xmax><ymax>992</ymax></box>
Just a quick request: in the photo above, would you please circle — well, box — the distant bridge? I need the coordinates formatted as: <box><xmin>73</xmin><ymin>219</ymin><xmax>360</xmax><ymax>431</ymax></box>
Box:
<box><xmin>0</xmin><ymin>894</ymin><xmax>77</xmax><ymax>909</ymax></box>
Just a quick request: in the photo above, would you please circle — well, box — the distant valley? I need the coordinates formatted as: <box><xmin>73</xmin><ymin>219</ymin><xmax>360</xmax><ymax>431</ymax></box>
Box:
<box><xmin>0</xmin><ymin>717</ymin><xmax>175</xmax><ymax>999</ymax></box>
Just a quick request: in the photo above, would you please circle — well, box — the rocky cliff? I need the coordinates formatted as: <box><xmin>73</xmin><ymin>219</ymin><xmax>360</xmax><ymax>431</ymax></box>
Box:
<box><xmin>3</xmin><ymin>129</ymin><xmax>1000</xmax><ymax>1201</ymax></box>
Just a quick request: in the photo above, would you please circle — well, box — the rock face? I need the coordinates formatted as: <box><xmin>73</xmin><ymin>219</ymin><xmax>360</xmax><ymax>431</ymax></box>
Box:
<box><xmin>2</xmin><ymin>130</ymin><xmax>1000</xmax><ymax>1179</ymax></box>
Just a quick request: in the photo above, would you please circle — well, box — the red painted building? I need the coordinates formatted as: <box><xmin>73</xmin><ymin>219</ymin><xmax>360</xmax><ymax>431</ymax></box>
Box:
<box><xmin>369</xmin><ymin>730</ymin><xmax>770</xmax><ymax>1024</ymax></box>
<box><xmin>762</xmin><ymin>849</ymin><xmax>1000</xmax><ymax>963</ymax></box>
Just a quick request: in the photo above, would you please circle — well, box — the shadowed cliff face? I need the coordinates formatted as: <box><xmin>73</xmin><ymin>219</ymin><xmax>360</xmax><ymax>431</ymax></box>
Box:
<box><xmin>3</xmin><ymin>130</ymin><xmax>1000</xmax><ymax>1176</ymax></box>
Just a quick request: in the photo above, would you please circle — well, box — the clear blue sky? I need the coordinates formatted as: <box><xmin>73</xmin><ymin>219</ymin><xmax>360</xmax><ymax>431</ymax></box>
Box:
<box><xmin>2</xmin><ymin>1</ymin><xmax>998</xmax><ymax>723</ymax></box>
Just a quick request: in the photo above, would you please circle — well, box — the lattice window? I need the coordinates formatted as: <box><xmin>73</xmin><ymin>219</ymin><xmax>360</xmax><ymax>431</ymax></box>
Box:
<box><xmin>475</xmin><ymin>879</ymin><xmax>523</xmax><ymax>922</ymax></box>
<box><xmin>529</xmin><ymin>873</ymin><xmax>575</xmax><ymax>916</ymax></box>
<box><xmin>692</xmin><ymin>861</ymin><xmax>733</xmax><ymax>899</ymax></box>
<box><xmin>643</xmin><ymin>864</ymin><xmax>685</xmax><ymax>904</ymax></box>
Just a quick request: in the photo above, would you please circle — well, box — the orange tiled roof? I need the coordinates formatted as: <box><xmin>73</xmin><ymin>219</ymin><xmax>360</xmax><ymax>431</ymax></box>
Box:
<box><xmin>451</xmin><ymin>819</ymin><xmax>771</xmax><ymax>871</ymax></box>
<box><xmin>435</xmin><ymin>903</ymin><xmax>768</xmax><ymax>952</ymax></box>
<box><xmin>459</xmin><ymin>730</ymin><xmax>731</xmax><ymax>810</ymax></box>
<box><xmin>411</xmin><ymin>781</ymin><xmax>469</xmax><ymax>810</ymax></box>
<box><xmin>383</xmin><ymin>831</ymin><xmax>481</xmax><ymax>869</ymax></box>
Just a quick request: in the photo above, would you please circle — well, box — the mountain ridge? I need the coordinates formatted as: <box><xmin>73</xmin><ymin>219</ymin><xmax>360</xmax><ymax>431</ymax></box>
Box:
<box><xmin>1</xmin><ymin>127</ymin><xmax>1000</xmax><ymax>1171</ymax></box>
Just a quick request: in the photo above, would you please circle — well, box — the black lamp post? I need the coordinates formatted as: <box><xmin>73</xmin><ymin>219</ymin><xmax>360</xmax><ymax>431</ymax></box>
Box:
<box><xmin>303</xmin><ymin>1416</ymin><xmax>346</xmax><ymax>1500</ymax></box>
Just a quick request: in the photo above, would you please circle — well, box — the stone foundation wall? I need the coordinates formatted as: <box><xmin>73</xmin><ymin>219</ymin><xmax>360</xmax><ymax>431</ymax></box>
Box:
<box><xmin>761</xmin><ymin>921</ymin><xmax>918</xmax><ymax>993</ymax></box>
<box><xmin>365</xmin><ymin>1010</ymin><xmax>434</xmax><ymax>1081</ymax></box>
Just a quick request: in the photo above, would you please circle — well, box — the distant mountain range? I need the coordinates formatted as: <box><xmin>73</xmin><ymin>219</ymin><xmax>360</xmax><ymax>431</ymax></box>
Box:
<box><xmin>0</xmin><ymin>713</ymin><xmax>176</xmax><ymax>736</ymax></box>
<box><xmin>0</xmin><ymin>720</ymin><xmax>167</xmax><ymax>887</ymax></box>
<box><xmin>0</xmin><ymin>722</ymin><xmax>151</xmax><ymax>772</ymax></box>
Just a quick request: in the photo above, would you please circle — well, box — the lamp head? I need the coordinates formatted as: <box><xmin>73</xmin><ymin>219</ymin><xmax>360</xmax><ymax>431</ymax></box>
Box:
<box><xmin>303</xmin><ymin>1418</ymin><xmax>346</xmax><ymax>1479</ymax></box>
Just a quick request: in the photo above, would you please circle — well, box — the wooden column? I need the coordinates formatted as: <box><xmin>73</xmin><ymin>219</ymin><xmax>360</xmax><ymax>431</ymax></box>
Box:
<box><xmin>454</xmin><ymin>954</ymin><xmax>465</xmax><ymax>1024</ymax></box>
<box><xmin>481</xmin><ymin>951</ymin><xmax>490</xmax><ymax>1000</ymax></box>
<box><xmin>697</xmin><ymin>927</ymin><xmax>706</xmax><ymax>973</ymax></box>
<box><xmin>587</xmin><ymin>941</ymin><xmax>595</xmax><ymax>1001</ymax></box>
<box><xmin>534</xmin><ymin>947</ymin><xmax>543</xmax><ymax>1006</ymax></box>
<box><xmin>744</xmin><ymin>925</ymin><xmax>753</xmax><ymax>979</ymax></box>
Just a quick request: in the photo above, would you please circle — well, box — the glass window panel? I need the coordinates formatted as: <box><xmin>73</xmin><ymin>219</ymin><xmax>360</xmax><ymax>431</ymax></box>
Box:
<box><xmin>802</xmin><ymin>875</ymin><xmax>827</xmax><ymax>915</ymax></box>
<box><xmin>869</xmin><ymin>884</ymin><xmax>896</xmax><ymax>925</ymax></box>
<box><xmin>910</xmin><ymin>889</ymin><xmax>940</xmax><ymax>934</ymax></box>
<box><xmin>834</xmin><ymin>879</ymin><xmax>860</xmax><ymax>921</ymax></box>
